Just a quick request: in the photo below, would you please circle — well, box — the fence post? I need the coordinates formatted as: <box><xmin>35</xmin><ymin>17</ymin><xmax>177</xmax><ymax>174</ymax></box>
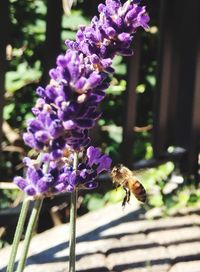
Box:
<box><xmin>121</xmin><ymin>33</ymin><xmax>141</xmax><ymax>167</ymax></box>
<box><xmin>41</xmin><ymin>0</ymin><xmax>63</xmax><ymax>86</ymax></box>
<box><xmin>0</xmin><ymin>0</ymin><xmax>9</xmax><ymax>154</ymax></box>
<box><xmin>186</xmin><ymin>1</ymin><xmax>200</xmax><ymax>176</ymax></box>
<box><xmin>153</xmin><ymin>0</ymin><xmax>175</xmax><ymax>157</ymax></box>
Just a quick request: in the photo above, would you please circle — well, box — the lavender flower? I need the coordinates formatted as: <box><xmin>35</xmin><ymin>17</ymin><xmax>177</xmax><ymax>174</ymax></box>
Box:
<box><xmin>67</xmin><ymin>0</ymin><xmax>149</xmax><ymax>69</ymax></box>
<box><xmin>14</xmin><ymin>0</ymin><xmax>149</xmax><ymax>197</ymax></box>
<box><xmin>14</xmin><ymin>146</ymin><xmax>111</xmax><ymax>196</ymax></box>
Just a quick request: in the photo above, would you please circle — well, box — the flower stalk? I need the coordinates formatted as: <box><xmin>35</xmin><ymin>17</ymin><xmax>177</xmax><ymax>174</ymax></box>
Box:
<box><xmin>6</xmin><ymin>198</ymin><xmax>30</xmax><ymax>272</ymax></box>
<box><xmin>11</xmin><ymin>1</ymin><xmax>149</xmax><ymax>271</ymax></box>
<box><xmin>69</xmin><ymin>152</ymin><xmax>78</xmax><ymax>272</ymax></box>
<box><xmin>69</xmin><ymin>190</ymin><xmax>77</xmax><ymax>272</ymax></box>
<box><xmin>16</xmin><ymin>198</ymin><xmax>43</xmax><ymax>272</ymax></box>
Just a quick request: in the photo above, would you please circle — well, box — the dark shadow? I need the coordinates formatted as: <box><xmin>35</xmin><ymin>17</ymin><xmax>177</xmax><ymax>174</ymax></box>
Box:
<box><xmin>99</xmin><ymin>222</ymin><xmax>199</xmax><ymax>240</ymax></box>
<box><xmin>112</xmin><ymin>254</ymin><xmax>200</xmax><ymax>271</ymax></box>
<box><xmin>2</xmin><ymin>207</ymin><xmax>200</xmax><ymax>271</ymax></box>
<box><xmin>1</xmin><ymin>208</ymin><xmax>144</xmax><ymax>271</ymax></box>
<box><xmin>77</xmin><ymin>268</ymin><xmax>109</xmax><ymax>272</ymax></box>
<box><xmin>173</xmin><ymin>253</ymin><xmax>200</xmax><ymax>264</ymax></box>
<box><xmin>112</xmin><ymin>258</ymin><xmax>171</xmax><ymax>271</ymax></box>
<box><xmin>106</xmin><ymin>242</ymin><xmax>159</xmax><ymax>255</ymax></box>
<box><xmin>106</xmin><ymin>238</ymin><xmax>200</xmax><ymax>255</ymax></box>
<box><xmin>163</xmin><ymin>238</ymin><xmax>200</xmax><ymax>247</ymax></box>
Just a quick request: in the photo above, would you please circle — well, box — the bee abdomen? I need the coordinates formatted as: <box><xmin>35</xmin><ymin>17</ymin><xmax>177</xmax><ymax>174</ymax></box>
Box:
<box><xmin>130</xmin><ymin>181</ymin><xmax>147</xmax><ymax>203</ymax></box>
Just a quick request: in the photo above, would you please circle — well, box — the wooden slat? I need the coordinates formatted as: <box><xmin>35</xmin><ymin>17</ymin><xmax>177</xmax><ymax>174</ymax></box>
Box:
<box><xmin>150</xmin><ymin>0</ymin><xmax>200</xmax><ymax>175</ymax></box>
<box><xmin>0</xmin><ymin>0</ymin><xmax>9</xmax><ymax>153</ymax></box>
<box><xmin>166</xmin><ymin>0</ymin><xmax>184</xmax><ymax>146</ymax></box>
<box><xmin>172</xmin><ymin>0</ymin><xmax>197</xmax><ymax>146</ymax></box>
<box><xmin>153</xmin><ymin>0</ymin><xmax>174</xmax><ymax>157</ymax></box>
<box><xmin>41</xmin><ymin>0</ymin><xmax>63</xmax><ymax>85</ymax></box>
<box><xmin>169</xmin><ymin>0</ymin><xmax>199</xmax><ymax>175</ymax></box>
<box><xmin>186</xmin><ymin>3</ymin><xmax>200</xmax><ymax>175</ymax></box>
<box><xmin>121</xmin><ymin>33</ymin><xmax>141</xmax><ymax>167</ymax></box>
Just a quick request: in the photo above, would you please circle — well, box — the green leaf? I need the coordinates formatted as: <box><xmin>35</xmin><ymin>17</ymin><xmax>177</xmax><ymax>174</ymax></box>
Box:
<box><xmin>87</xmin><ymin>195</ymin><xmax>105</xmax><ymax>211</ymax></box>
<box><xmin>5</xmin><ymin>61</ymin><xmax>41</xmax><ymax>93</ymax></box>
<box><xmin>3</xmin><ymin>104</ymin><xmax>15</xmax><ymax>120</ymax></box>
<box><xmin>104</xmin><ymin>188</ymin><xmax>124</xmax><ymax>204</ymax></box>
<box><xmin>149</xmin><ymin>195</ymin><xmax>163</xmax><ymax>207</ymax></box>
<box><xmin>146</xmin><ymin>75</ymin><xmax>156</xmax><ymax>86</ymax></box>
<box><xmin>62</xmin><ymin>10</ymin><xmax>89</xmax><ymax>30</ymax></box>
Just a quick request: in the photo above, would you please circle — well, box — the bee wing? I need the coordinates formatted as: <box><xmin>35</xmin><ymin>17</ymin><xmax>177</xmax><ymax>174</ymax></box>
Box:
<box><xmin>131</xmin><ymin>168</ymin><xmax>150</xmax><ymax>180</ymax></box>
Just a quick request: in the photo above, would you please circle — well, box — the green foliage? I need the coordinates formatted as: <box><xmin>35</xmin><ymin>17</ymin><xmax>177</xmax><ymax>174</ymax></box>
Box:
<box><xmin>83</xmin><ymin>188</ymin><xmax>125</xmax><ymax>211</ymax></box>
<box><xmin>83</xmin><ymin>193</ymin><xmax>106</xmax><ymax>211</ymax></box>
<box><xmin>62</xmin><ymin>10</ymin><xmax>89</xmax><ymax>30</ymax></box>
<box><xmin>6</xmin><ymin>61</ymin><xmax>41</xmax><ymax>93</ymax></box>
<box><xmin>0</xmin><ymin>189</ymin><xmax>19</xmax><ymax>209</ymax></box>
<box><xmin>83</xmin><ymin>162</ymin><xmax>200</xmax><ymax>215</ymax></box>
<box><xmin>2</xmin><ymin>0</ymin><xmax>200</xmax><ymax>223</ymax></box>
<box><xmin>0</xmin><ymin>238</ymin><xmax>8</xmax><ymax>250</ymax></box>
<box><xmin>162</xmin><ymin>185</ymin><xmax>200</xmax><ymax>215</ymax></box>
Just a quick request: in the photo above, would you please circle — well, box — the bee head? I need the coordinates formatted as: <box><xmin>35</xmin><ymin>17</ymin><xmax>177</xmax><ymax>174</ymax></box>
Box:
<box><xmin>112</xmin><ymin>164</ymin><xmax>123</xmax><ymax>173</ymax></box>
<box><xmin>111</xmin><ymin>164</ymin><xmax>124</xmax><ymax>184</ymax></box>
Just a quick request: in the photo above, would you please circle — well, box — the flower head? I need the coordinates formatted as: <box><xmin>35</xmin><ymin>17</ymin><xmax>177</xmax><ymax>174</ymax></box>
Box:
<box><xmin>14</xmin><ymin>0</ymin><xmax>149</xmax><ymax>197</ymax></box>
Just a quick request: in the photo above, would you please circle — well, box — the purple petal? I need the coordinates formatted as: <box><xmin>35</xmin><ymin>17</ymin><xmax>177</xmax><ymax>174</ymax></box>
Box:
<box><xmin>118</xmin><ymin>32</ymin><xmax>131</xmax><ymax>42</ymax></box>
<box><xmin>49</xmin><ymin>120</ymin><xmax>63</xmax><ymax>138</ymax></box>
<box><xmin>69</xmin><ymin>171</ymin><xmax>78</xmax><ymax>186</ymax></box>
<box><xmin>75</xmin><ymin>77</ymin><xmax>87</xmax><ymax>90</ymax></box>
<box><xmin>66</xmin><ymin>184</ymin><xmax>74</xmax><ymax>192</ymax></box>
<box><xmin>106</xmin><ymin>27</ymin><xmax>116</xmax><ymax>37</ymax></box>
<box><xmin>25</xmin><ymin>185</ymin><xmax>37</xmax><ymax>196</ymax></box>
<box><xmin>51</xmin><ymin>149</ymin><xmax>63</xmax><ymax>160</ymax></box>
<box><xmin>45</xmin><ymin>86</ymin><xmax>58</xmax><ymax>101</ymax></box>
<box><xmin>14</xmin><ymin>176</ymin><xmax>27</xmax><ymax>190</ymax></box>
<box><xmin>35</xmin><ymin>131</ymin><xmax>50</xmax><ymax>143</ymax></box>
<box><xmin>87</xmin><ymin>72</ymin><xmax>102</xmax><ymax>88</ymax></box>
<box><xmin>86</xmin><ymin>146</ymin><xmax>101</xmax><ymax>166</ymax></box>
<box><xmin>23</xmin><ymin>157</ymin><xmax>32</xmax><ymax>167</ymax></box>
<box><xmin>37</xmin><ymin>180</ymin><xmax>49</xmax><ymax>193</ymax></box>
<box><xmin>63</xmin><ymin>120</ymin><xmax>76</xmax><ymax>129</ymax></box>
<box><xmin>56</xmin><ymin>54</ymin><xmax>70</xmax><ymax>68</ymax></box>
<box><xmin>55</xmin><ymin>183</ymin><xmax>66</xmax><ymax>192</ymax></box>
<box><xmin>26</xmin><ymin>167</ymin><xmax>42</xmax><ymax>184</ymax></box>
<box><xmin>27</xmin><ymin>119</ymin><xmax>43</xmax><ymax>132</ymax></box>
<box><xmin>59</xmin><ymin>172</ymin><xmax>71</xmax><ymax>183</ymax></box>
<box><xmin>36</xmin><ymin>86</ymin><xmax>45</xmax><ymax>97</ymax></box>
<box><xmin>96</xmin><ymin>155</ymin><xmax>112</xmax><ymax>174</ymax></box>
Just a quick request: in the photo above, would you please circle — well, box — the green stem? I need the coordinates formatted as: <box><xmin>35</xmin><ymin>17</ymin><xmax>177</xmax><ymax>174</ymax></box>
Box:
<box><xmin>16</xmin><ymin>198</ymin><xmax>43</xmax><ymax>272</ymax></box>
<box><xmin>69</xmin><ymin>152</ymin><xmax>78</xmax><ymax>272</ymax></box>
<box><xmin>6</xmin><ymin>198</ymin><xmax>30</xmax><ymax>272</ymax></box>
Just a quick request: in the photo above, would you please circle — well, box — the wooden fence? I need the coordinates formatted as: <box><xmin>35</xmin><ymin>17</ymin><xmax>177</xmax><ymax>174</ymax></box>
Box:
<box><xmin>123</xmin><ymin>0</ymin><xmax>200</xmax><ymax>178</ymax></box>
<box><xmin>0</xmin><ymin>0</ymin><xmax>199</xmax><ymax>179</ymax></box>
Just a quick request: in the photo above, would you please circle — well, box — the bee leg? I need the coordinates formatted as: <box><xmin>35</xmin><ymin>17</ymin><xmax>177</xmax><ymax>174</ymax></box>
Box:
<box><xmin>122</xmin><ymin>195</ymin><xmax>127</xmax><ymax>208</ymax></box>
<box><xmin>122</xmin><ymin>187</ymin><xmax>130</xmax><ymax>208</ymax></box>
<box><xmin>127</xmin><ymin>189</ymin><xmax>131</xmax><ymax>203</ymax></box>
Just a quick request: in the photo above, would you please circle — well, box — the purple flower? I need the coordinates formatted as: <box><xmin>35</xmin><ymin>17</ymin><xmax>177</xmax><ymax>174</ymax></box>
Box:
<box><xmin>87</xmin><ymin>146</ymin><xmax>101</xmax><ymax>166</ymax></box>
<box><xmin>14</xmin><ymin>158</ymin><xmax>75</xmax><ymax>196</ymax></box>
<box><xmin>68</xmin><ymin>0</ymin><xmax>149</xmax><ymax>64</ymax></box>
<box><xmin>14</xmin><ymin>0</ymin><xmax>149</xmax><ymax>197</ymax></box>
<box><xmin>14</xmin><ymin>146</ymin><xmax>111</xmax><ymax>196</ymax></box>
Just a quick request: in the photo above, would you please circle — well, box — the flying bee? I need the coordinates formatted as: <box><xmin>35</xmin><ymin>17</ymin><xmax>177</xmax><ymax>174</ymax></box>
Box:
<box><xmin>111</xmin><ymin>164</ymin><xmax>147</xmax><ymax>208</ymax></box>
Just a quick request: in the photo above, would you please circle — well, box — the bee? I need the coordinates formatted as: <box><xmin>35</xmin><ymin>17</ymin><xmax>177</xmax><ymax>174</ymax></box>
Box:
<box><xmin>111</xmin><ymin>164</ymin><xmax>147</xmax><ymax>208</ymax></box>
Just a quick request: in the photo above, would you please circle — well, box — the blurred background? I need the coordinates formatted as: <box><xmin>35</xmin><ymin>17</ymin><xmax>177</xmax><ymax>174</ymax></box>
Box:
<box><xmin>0</xmin><ymin>0</ymin><xmax>200</xmax><ymax>249</ymax></box>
